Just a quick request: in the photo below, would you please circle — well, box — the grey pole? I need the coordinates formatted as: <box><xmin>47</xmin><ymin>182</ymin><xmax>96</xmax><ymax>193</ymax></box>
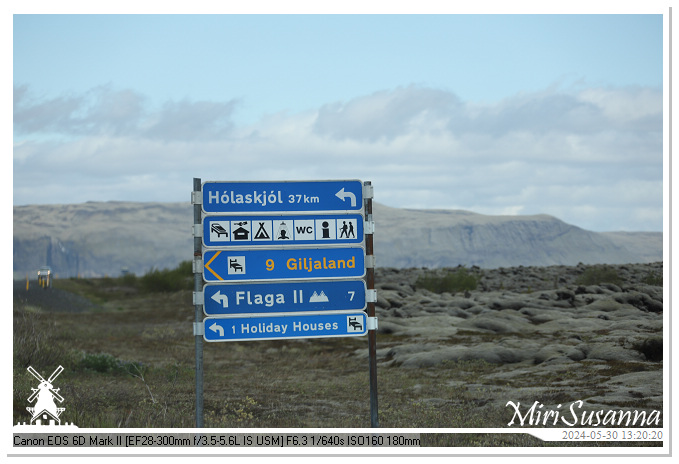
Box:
<box><xmin>364</xmin><ymin>181</ymin><xmax>379</xmax><ymax>428</ymax></box>
<box><xmin>193</xmin><ymin>178</ymin><xmax>204</xmax><ymax>428</ymax></box>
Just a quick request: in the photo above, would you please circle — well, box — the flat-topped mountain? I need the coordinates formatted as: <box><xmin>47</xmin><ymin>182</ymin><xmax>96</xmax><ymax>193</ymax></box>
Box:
<box><xmin>13</xmin><ymin>201</ymin><xmax>662</xmax><ymax>278</ymax></box>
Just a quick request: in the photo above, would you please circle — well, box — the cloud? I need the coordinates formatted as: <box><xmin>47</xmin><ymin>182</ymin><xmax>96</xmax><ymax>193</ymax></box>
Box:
<box><xmin>14</xmin><ymin>85</ymin><xmax>238</xmax><ymax>140</ymax></box>
<box><xmin>312</xmin><ymin>86</ymin><xmax>462</xmax><ymax>141</ymax></box>
<box><xmin>12</xmin><ymin>83</ymin><xmax>663</xmax><ymax>232</ymax></box>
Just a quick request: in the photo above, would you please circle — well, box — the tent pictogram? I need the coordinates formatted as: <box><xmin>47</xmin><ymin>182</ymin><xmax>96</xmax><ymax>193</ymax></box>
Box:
<box><xmin>254</xmin><ymin>222</ymin><xmax>271</xmax><ymax>240</ymax></box>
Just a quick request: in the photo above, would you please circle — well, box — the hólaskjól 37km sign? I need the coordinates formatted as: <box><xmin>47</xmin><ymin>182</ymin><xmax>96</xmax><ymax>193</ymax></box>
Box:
<box><xmin>201</xmin><ymin>180</ymin><xmax>364</xmax><ymax>213</ymax></box>
<box><xmin>204</xmin><ymin>312</ymin><xmax>368</xmax><ymax>342</ymax></box>
<box><xmin>203</xmin><ymin>247</ymin><xmax>365</xmax><ymax>283</ymax></box>
<box><xmin>202</xmin><ymin>214</ymin><xmax>364</xmax><ymax>247</ymax></box>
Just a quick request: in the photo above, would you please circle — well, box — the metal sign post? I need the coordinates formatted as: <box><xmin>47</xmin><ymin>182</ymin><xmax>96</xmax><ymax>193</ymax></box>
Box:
<box><xmin>192</xmin><ymin>178</ymin><xmax>204</xmax><ymax>428</ymax></box>
<box><xmin>364</xmin><ymin>181</ymin><xmax>379</xmax><ymax>428</ymax></box>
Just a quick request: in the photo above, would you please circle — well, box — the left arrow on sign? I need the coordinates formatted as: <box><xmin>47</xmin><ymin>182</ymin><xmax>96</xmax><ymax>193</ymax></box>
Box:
<box><xmin>335</xmin><ymin>188</ymin><xmax>357</xmax><ymax>207</ymax></box>
<box><xmin>209</xmin><ymin>322</ymin><xmax>224</xmax><ymax>337</ymax></box>
<box><xmin>211</xmin><ymin>290</ymin><xmax>228</xmax><ymax>308</ymax></box>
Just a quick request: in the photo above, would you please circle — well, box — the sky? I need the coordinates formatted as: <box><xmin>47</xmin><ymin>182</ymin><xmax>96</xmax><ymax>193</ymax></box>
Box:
<box><xmin>11</xmin><ymin>4</ymin><xmax>669</xmax><ymax>232</ymax></box>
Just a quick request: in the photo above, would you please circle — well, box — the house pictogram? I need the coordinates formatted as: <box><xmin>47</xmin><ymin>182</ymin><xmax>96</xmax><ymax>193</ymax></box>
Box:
<box><xmin>232</xmin><ymin>222</ymin><xmax>250</xmax><ymax>240</ymax></box>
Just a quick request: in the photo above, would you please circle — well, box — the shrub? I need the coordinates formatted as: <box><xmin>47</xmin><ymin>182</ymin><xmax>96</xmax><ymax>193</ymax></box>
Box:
<box><xmin>140</xmin><ymin>261</ymin><xmax>193</xmax><ymax>293</ymax></box>
<box><xmin>643</xmin><ymin>272</ymin><xmax>663</xmax><ymax>286</ymax></box>
<box><xmin>78</xmin><ymin>352</ymin><xmax>143</xmax><ymax>374</ymax></box>
<box><xmin>119</xmin><ymin>272</ymin><xmax>138</xmax><ymax>287</ymax></box>
<box><xmin>415</xmin><ymin>267</ymin><xmax>478</xmax><ymax>294</ymax></box>
<box><xmin>575</xmin><ymin>265</ymin><xmax>622</xmax><ymax>286</ymax></box>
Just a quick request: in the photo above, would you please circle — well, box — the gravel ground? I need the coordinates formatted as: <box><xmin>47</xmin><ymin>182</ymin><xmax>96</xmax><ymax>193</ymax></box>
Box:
<box><xmin>13</xmin><ymin>280</ymin><xmax>100</xmax><ymax>313</ymax></box>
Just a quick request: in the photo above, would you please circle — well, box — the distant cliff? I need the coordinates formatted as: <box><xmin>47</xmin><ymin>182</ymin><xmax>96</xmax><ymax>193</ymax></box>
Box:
<box><xmin>373</xmin><ymin>203</ymin><xmax>661</xmax><ymax>268</ymax></box>
<box><xmin>13</xmin><ymin>201</ymin><xmax>662</xmax><ymax>278</ymax></box>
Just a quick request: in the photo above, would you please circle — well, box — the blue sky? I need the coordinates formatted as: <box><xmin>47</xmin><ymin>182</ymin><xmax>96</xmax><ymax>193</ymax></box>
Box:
<box><xmin>11</xmin><ymin>5</ymin><xmax>669</xmax><ymax>232</ymax></box>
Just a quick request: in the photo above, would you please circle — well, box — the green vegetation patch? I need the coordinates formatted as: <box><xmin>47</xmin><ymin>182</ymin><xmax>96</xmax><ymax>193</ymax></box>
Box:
<box><xmin>415</xmin><ymin>267</ymin><xmax>479</xmax><ymax>294</ymax></box>
<box><xmin>575</xmin><ymin>265</ymin><xmax>622</xmax><ymax>286</ymax></box>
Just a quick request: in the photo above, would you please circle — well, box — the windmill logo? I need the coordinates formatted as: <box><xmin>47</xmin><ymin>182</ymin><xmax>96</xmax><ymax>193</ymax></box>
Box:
<box><xmin>15</xmin><ymin>365</ymin><xmax>77</xmax><ymax>428</ymax></box>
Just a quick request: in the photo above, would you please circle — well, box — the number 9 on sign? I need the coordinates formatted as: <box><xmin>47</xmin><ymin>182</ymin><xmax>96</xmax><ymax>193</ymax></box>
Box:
<box><xmin>266</xmin><ymin>259</ymin><xmax>274</xmax><ymax>271</ymax></box>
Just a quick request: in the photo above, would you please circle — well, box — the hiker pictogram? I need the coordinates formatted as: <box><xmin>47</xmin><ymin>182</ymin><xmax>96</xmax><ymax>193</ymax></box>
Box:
<box><xmin>339</xmin><ymin>220</ymin><xmax>355</xmax><ymax>238</ymax></box>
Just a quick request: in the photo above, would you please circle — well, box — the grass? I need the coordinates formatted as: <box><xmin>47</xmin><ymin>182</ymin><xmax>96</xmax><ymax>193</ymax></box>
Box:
<box><xmin>12</xmin><ymin>265</ymin><xmax>663</xmax><ymax>447</ymax></box>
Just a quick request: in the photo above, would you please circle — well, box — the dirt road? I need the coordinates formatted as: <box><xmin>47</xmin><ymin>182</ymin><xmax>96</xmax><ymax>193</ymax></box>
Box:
<box><xmin>13</xmin><ymin>280</ymin><xmax>98</xmax><ymax>313</ymax></box>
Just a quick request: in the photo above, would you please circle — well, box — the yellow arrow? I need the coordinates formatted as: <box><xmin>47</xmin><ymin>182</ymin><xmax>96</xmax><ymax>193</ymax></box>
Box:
<box><xmin>204</xmin><ymin>251</ymin><xmax>224</xmax><ymax>281</ymax></box>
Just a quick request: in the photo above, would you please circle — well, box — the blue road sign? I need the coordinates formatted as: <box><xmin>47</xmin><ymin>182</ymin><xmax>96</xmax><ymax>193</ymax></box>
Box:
<box><xmin>203</xmin><ymin>247</ymin><xmax>365</xmax><ymax>283</ymax></box>
<box><xmin>204</xmin><ymin>312</ymin><xmax>368</xmax><ymax>342</ymax></box>
<box><xmin>201</xmin><ymin>180</ymin><xmax>364</xmax><ymax>214</ymax></box>
<box><xmin>203</xmin><ymin>280</ymin><xmax>367</xmax><ymax>316</ymax></box>
<box><xmin>203</xmin><ymin>214</ymin><xmax>364</xmax><ymax>247</ymax></box>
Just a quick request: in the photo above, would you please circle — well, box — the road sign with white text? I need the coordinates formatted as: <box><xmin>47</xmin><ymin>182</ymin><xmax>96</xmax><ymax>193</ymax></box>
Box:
<box><xmin>202</xmin><ymin>280</ymin><xmax>367</xmax><ymax>316</ymax></box>
<box><xmin>203</xmin><ymin>247</ymin><xmax>365</xmax><ymax>283</ymax></box>
<box><xmin>201</xmin><ymin>180</ymin><xmax>364</xmax><ymax>214</ymax></box>
<box><xmin>204</xmin><ymin>312</ymin><xmax>368</xmax><ymax>342</ymax></box>
<box><xmin>203</xmin><ymin>214</ymin><xmax>364</xmax><ymax>247</ymax></box>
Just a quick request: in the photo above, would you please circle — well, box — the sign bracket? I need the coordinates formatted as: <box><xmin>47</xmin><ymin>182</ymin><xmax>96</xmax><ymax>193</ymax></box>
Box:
<box><xmin>365</xmin><ymin>255</ymin><xmax>376</xmax><ymax>269</ymax></box>
<box><xmin>191</xmin><ymin>191</ymin><xmax>202</xmax><ymax>205</ymax></box>
<box><xmin>193</xmin><ymin>322</ymin><xmax>205</xmax><ymax>336</ymax></box>
<box><xmin>363</xmin><ymin>183</ymin><xmax>374</xmax><ymax>199</ymax></box>
<box><xmin>364</xmin><ymin>220</ymin><xmax>375</xmax><ymax>235</ymax></box>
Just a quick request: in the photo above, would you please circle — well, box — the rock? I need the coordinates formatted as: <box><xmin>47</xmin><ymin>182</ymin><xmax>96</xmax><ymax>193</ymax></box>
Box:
<box><xmin>612</xmin><ymin>291</ymin><xmax>663</xmax><ymax>313</ymax></box>
<box><xmin>361</xmin><ymin>262</ymin><xmax>666</xmax><ymax>418</ymax></box>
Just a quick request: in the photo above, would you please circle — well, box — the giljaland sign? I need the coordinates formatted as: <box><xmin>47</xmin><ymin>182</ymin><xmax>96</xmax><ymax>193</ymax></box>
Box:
<box><xmin>202</xmin><ymin>214</ymin><xmax>364</xmax><ymax>248</ymax></box>
<box><xmin>203</xmin><ymin>280</ymin><xmax>367</xmax><ymax>316</ymax></box>
<box><xmin>201</xmin><ymin>180</ymin><xmax>364</xmax><ymax>214</ymax></box>
<box><xmin>204</xmin><ymin>312</ymin><xmax>368</xmax><ymax>342</ymax></box>
<box><xmin>203</xmin><ymin>247</ymin><xmax>365</xmax><ymax>283</ymax></box>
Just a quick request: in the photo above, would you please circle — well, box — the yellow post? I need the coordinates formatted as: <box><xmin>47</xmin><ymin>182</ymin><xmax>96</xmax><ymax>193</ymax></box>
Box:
<box><xmin>26</xmin><ymin>275</ymin><xmax>29</xmax><ymax>291</ymax></box>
